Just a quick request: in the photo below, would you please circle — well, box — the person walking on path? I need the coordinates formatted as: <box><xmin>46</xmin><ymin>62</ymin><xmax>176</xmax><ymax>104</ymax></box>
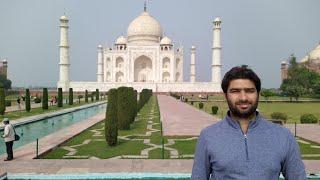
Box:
<box><xmin>191</xmin><ymin>66</ymin><xmax>306</xmax><ymax>180</ymax></box>
<box><xmin>1</xmin><ymin>118</ymin><xmax>15</xmax><ymax>161</ymax></box>
<box><xmin>17</xmin><ymin>96</ymin><xmax>21</xmax><ymax>110</ymax></box>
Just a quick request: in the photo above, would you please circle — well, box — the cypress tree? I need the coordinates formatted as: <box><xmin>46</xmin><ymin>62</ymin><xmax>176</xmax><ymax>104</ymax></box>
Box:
<box><xmin>133</xmin><ymin>90</ymin><xmax>138</xmax><ymax>118</ymax></box>
<box><xmin>96</xmin><ymin>89</ymin><xmax>99</xmax><ymax>100</ymax></box>
<box><xmin>42</xmin><ymin>88</ymin><xmax>48</xmax><ymax>110</ymax></box>
<box><xmin>25</xmin><ymin>88</ymin><xmax>31</xmax><ymax>112</ymax></box>
<box><xmin>85</xmin><ymin>90</ymin><xmax>88</xmax><ymax>103</ymax></box>
<box><xmin>128</xmin><ymin>87</ymin><xmax>135</xmax><ymax>123</ymax></box>
<box><xmin>91</xmin><ymin>92</ymin><xmax>94</xmax><ymax>102</ymax></box>
<box><xmin>0</xmin><ymin>85</ymin><xmax>5</xmax><ymax>115</ymax></box>
<box><xmin>58</xmin><ymin>88</ymin><xmax>63</xmax><ymax>107</ymax></box>
<box><xmin>69</xmin><ymin>88</ymin><xmax>73</xmax><ymax>105</ymax></box>
<box><xmin>105</xmin><ymin>88</ymin><xmax>118</xmax><ymax>146</ymax></box>
<box><xmin>117</xmin><ymin>87</ymin><xmax>130</xmax><ymax>130</ymax></box>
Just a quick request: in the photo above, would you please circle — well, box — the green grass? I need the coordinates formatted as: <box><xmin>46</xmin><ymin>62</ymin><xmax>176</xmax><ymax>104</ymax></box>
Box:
<box><xmin>187</xmin><ymin>101</ymin><xmax>320</xmax><ymax>123</ymax></box>
<box><xmin>149</xmin><ymin>148</ymin><xmax>170</xmax><ymax>159</ymax></box>
<box><xmin>168</xmin><ymin>139</ymin><xmax>197</xmax><ymax>155</ymax></box>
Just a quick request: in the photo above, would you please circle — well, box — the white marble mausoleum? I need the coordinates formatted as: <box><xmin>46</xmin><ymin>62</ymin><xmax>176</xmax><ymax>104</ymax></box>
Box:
<box><xmin>57</xmin><ymin>8</ymin><xmax>223</xmax><ymax>92</ymax></box>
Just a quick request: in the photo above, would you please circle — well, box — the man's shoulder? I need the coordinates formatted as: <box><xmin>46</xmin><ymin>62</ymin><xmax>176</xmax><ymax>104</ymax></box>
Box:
<box><xmin>200</xmin><ymin>119</ymin><xmax>227</xmax><ymax>135</ymax></box>
<box><xmin>259</xmin><ymin>117</ymin><xmax>292</xmax><ymax>136</ymax></box>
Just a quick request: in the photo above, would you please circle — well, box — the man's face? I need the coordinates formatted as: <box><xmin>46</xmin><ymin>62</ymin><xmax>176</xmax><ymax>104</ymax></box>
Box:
<box><xmin>225</xmin><ymin>79</ymin><xmax>259</xmax><ymax>119</ymax></box>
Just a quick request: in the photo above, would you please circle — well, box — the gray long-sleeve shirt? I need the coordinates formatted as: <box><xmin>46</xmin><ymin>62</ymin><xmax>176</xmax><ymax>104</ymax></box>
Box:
<box><xmin>191</xmin><ymin>112</ymin><xmax>306</xmax><ymax>180</ymax></box>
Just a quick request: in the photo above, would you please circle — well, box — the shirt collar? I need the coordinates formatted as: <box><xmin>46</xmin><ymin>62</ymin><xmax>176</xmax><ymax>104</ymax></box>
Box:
<box><xmin>225</xmin><ymin>111</ymin><xmax>262</xmax><ymax>130</ymax></box>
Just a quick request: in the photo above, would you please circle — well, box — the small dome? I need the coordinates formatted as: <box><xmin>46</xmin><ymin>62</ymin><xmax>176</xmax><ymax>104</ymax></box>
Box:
<box><xmin>308</xmin><ymin>44</ymin><xmax>320</xmax><ymax>60</ymax></box>
<box><xmin>214</xmin><ymin>17</ymin><xmax>221</xmax><ymax>22</ymax></box>
<box><xmin>115</xmin><ymin>36</ymin><xmax>127</xmax><ymax>44</ymax></box>
<box><xmin>160</xmin><ymin>36</ymin><xmax>172</xmax><ymax>45</ymax></box>
<box><xmin>60</xmin><ymin>15</ymin><xmax>68</xmax><ymax>20</ymax></box>
<box><xmin>191</xmin><ymin>45</ymin><xmax>196</xmax><ymax>49</ymax></box>
<box><xmin>127</xmin><ymin>11</ymin><xmax>163</xmax><ymax>43</ymax></box>
<box><xmin>281</xmin><ymin>61</ymin><xmax>287</xmax><ymax>64</ymax></box>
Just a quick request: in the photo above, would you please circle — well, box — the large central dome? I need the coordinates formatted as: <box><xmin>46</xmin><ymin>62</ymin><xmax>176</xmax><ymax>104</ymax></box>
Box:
<box><xmin>127</xmin><ymin>11</ymin><xmax>163</xmax><ymax>44</ymax></box>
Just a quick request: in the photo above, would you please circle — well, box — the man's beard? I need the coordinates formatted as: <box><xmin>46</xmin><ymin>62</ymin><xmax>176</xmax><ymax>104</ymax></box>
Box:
<box><xmin>227</xmin><ymin>98</ymin><xmax>258</xmax><ymax>119</ymax></box>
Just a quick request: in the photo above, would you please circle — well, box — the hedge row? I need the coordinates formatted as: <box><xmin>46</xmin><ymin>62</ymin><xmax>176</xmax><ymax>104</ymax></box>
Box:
<box><xmin>105</xmin><ymin>87</ymin><xmax>151</xmax><ymax>146</ymax></box>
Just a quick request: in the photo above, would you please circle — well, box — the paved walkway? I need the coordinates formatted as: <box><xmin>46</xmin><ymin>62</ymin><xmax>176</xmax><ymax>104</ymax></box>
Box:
<box><xmin>285</xmin><ymin>124</ymin><xmax>320</xmax><ymax>144</ymax></box>
<box><xmin>1</xmin><ymin>159</ymin><xmax>319</xmax><ymax>174</ymax></box>
<box><xmin>158</xmin><ymin>95</ymin><xmax>219</xmax><ymax>136</ymax></box>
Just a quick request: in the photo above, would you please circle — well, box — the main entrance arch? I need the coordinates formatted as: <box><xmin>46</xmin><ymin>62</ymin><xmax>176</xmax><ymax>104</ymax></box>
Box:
<box><xmin>134</xmin><ymin>55</ymin><xmax>152</xmax><ymax>82</ymax></box>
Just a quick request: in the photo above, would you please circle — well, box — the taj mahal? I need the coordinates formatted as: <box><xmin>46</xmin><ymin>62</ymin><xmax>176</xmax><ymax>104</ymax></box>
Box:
<box><xmin>57</xmin><ymin>6</ymin><xmax>222</xmax><ymax>92</ymax></box>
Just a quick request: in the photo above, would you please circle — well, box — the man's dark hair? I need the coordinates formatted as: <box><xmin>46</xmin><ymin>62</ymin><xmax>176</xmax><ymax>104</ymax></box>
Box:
<box><xmin>221</xmin><ymin>66</ymin><xmax>261</xmax><ymax>93</ymax></box>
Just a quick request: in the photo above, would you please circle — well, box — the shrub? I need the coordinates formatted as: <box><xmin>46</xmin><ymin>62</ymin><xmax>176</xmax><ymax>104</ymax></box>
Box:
<box><xmin>85</xmin><ymin>90</ymin><xmax>88</xmax><ymax>103</ymax></box>
<box><xmin>105</xmin><ymin>88</ymin><xmax>118</xmax><ymax>146</ymax></box>
<box><xmin>300</xmin><ymin>114</ymin><xmax>318</xmax><ymax>124</ymax></box>
<box><xmin>0</xmin><ymin>87</ymin><xmax>5</xmax><ymax>115</ymax></box>
<box><xmin>91</xmin><ymin>92</ymin><xmax>94</xmax><ymax>102</ymax></box>
<box><xmin>211</xmin><ymin>106</ymin><xmax>219</xmax><ymax>114</ymax></box>
<box><xmin>199</xmin><ymin>102</ymin><xmax>204</xmax><ymax>109</ymax></box>
<box><xmin>191</xmin><ymin>101</ymin><xmax>194</xmax><ymax>105</ymax></box>
<box><xmin>5</xmin><ymin>100</ymin><xmax>11</xmax><ymax>107</ymax></box>
<box><xmin>78</xmin><ymin>95</ymin><xmax>83</xmax><ymax>103</ymax></box>
<box><xmin>42</xmin><ymin>88</ymin><xmax>48</xmax><ymax>110</ymax></box>
<box><xmin>25</xmin><ymin>89</ymin><xmax>31</xmax><ymax>112</ymax></box>
<box><xmin>270</xmin><ymin>112</ymin><xmax>287</xmax><ymax>121</ymax></box>
<box><xmin>69</xmin><ymin>88</ymin><xmax>73</xmax><ymax>105</ymax></box>
<box><xmin>57</xmin><ymin>88</ymin><xmax>63</xmax><ymax>107</ymax></box>
<box><xmin>96</xmin><ymin>89</ymin><xmax>99</xmax><ymax>100</ymax></box>
<box><xmin>117</xmin><ymin>87</ymin><xmax>131</xmax><ymax>130</ymax></box>
<box><xmin>34</xmin><ymin>97</ymin><xmax>41</xmax><ymax>103</ymax></box>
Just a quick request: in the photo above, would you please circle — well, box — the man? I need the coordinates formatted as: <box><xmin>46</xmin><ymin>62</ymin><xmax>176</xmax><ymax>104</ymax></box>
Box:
<box><xmin>2</xmin><ymin>118</ymin><xmax>15</xmax><ymax>161</ymax></box>
<box><xmin>191</xmin><ymin>66</ymin><xmax>306</xmax><ymax>179</ymax></box>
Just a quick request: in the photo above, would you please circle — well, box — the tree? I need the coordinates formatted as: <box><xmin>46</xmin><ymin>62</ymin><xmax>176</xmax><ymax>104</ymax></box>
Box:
<box><xmin>85</xmin><ymin>90</ymin><xmax>88</xmax><ymax>103</ymax></box>
<box><xmin>105</xmin><ymin>88</ymin><xmax>118</xmax><ymax>146</ymax></box>
<box><xmin>0</xmin><ymin>86</ymin><xmax>5</xmax><ymax>115</ymax></box>
<box><xmin>57</xmin><ymin>88</ymin><xmax>63</xmax><ymax>107</ymax></box>
<box><xmin>260</xmin><ymin>89</ymin><xmax>274</xmax><ymax>102</ymax></box>
<box><xmin>280</xmin><ymin>54</ymin><xmax>311</xmax><ymax>100</ymax></box>
<box><xmin>25</xmin><ymin>89</ymin><xmax>31</xmax><ymax>112</ymax></box>
<box><xmin>96</xmin><ymin>89</ymin><xmax>99</xmax><ymax>100</ymax></box>
<box><xmin>117</xmin><ymin>87</ymin><xmax>130</xmax><ymax>130</ymax></box>
<box><xmin>69</xmin><ymin>88</ymin><xmax>73</xmax><ymax>105</ymax></box>
<box><xmin>42</xmin><ymin>88</ymin><xmax>48</xmax><ymax>110</ymax></box>
<box><xmin>0</xmin><ymin>75</ymin><xmax>12</xmax><ymax>90</ymax></box>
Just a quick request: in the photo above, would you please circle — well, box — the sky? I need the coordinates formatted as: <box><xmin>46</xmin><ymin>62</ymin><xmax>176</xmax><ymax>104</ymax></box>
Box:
<box><xmin>0</xmin><ymin>0</ymin><xmax>319</xmax><ymax>88</ymax></box>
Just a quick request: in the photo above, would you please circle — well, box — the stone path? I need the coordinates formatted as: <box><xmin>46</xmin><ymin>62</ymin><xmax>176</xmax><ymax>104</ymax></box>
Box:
<box><xmin>157</xmin><ymin>95</ymin><xmax>219</xmax><ymax>136</ymax></box>
<box><xmin>285</xmin><ymin>124</ymin><xmax>320</xmax><ymax>144</ymax></box>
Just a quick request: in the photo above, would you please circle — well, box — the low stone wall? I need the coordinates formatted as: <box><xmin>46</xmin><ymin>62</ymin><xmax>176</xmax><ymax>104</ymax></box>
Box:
<box><xmin>68</xmin><ymin>82</ymin><xmax>222</xmax><ymax>93</ymax></box>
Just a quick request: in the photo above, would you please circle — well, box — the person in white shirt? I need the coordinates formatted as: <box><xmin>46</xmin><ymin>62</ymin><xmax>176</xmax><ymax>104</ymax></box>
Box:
<box><xmin>2</xmin><ymin>118</ymin><xmax>15</xmax><ymax>161</ymax></box>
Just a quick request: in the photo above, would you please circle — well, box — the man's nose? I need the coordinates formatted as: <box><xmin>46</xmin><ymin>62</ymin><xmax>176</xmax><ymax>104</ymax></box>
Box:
<box><xmin>239</xmin><ymin>91</ymin><xmax>248</xmax><ymax>101</ymax></box>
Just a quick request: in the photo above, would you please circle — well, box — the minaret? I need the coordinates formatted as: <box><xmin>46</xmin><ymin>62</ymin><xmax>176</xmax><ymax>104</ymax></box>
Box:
<box><xmin>212</xmin><ymin>17</ymin><xmax>222</xmax><ymax>84</ymax></box>
<box><xmin>281</xmin><ymin>61</ymin><xmax>288</xmax><ymax>81</ymax></box>
<box><xmin>58</xmin><ymin>15</ymin><xmax>70</xmax><ymax>91</ymax></box>
<box><xmin>97</xmin><ymin>45</ymin><xmax>104</xmax><ymax>82</ymax></box>
<box><xmin>190</xmin><ymin>45</ymin><xmax>196</xmax><ymax>82</ymax></box>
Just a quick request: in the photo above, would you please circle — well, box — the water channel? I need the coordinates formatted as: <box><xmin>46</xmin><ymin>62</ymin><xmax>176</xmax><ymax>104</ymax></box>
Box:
<box><xmin>0</xmin><ymin>103</ymin><xmax>106</xmax><ymax>155</ymax></box>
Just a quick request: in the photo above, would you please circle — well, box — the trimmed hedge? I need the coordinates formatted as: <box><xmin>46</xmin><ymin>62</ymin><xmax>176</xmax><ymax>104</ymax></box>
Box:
<box><xmin>105</xmin><ymin>88</ymin><xmax>118</xmax><ymax>146</ymax></box>
<box><xmin>96</xmin><ymin>89</ymin><xmax>99</xmax><ymax>101</ymax></box>
<box><xmin>211</xmin><ymin>106</ymin><xmax>218</xmax><ymax>114</ymax></box>
<box><xmin>138</xmin><ymin>89</ymin><xmax>152</xmax><ymax>111</ymax></box>
<box><xmin>34</xmin><ymin>97</ymin><xmax>41</xmax><ymax>104</ymax></box>
<box><xmin>117</xmin><ymin>87</ymin><xmax>131</xmax><ymax>130</ymax></box>
<box><xmin>300</xmin><ymin>114</ymin><xmax>318</xmax><ymax>124</ymax></box>
<box><xmin>270</xmin><ymin>112</ymin><xmax>287</xmax><ymax>121</ymax></box>
<box><xmin>25</xmin><ymin>89</ymin><xmax>31</xmax><ymax>112</ymax></box>
<box><xmin>0</xmin><ymin>87</ymin><xmax>5</xmax><ymax>115</ymax></box>
<box><xmin>42</xmin><ymin>88</ymin><xmax>48</xmax><ymax>109</ymax></box>
<box><xmin>69</xmin><ymin>88</ymin><xmax>73</xmax><ymax>105</ymax></box>
<box><xmin>199</xmin><ymin>102</ymin><xmax>204</xmax><ymax>109</ymax></box>
<box><xmin>57</xmin><ymin>88</ymin><xmax>63</xmax><ymax>107</ymax></box>
<box><xmin>5</xmin><ymin>100</ymin><xmax>11</xmax><ymax>107</ymax></box>
<box><xmin>85</xmin><ymin>90</ymin><xmax>88</xmax><ymax>103</ymax></box>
